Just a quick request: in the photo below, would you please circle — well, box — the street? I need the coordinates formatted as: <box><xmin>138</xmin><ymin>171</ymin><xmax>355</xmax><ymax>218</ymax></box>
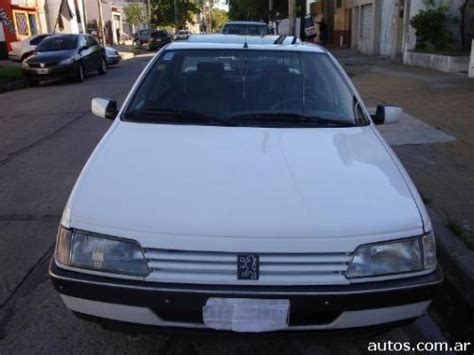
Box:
<box><xmin>0</xmin><ymin>55</ymin><xmax>454</xmax><ymax>354</ymax></box>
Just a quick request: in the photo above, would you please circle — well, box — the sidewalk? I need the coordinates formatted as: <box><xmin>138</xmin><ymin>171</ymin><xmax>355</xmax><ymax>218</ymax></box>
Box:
<box><xmin>333</xmin><ymin>49</ymin><xmax>474</xmax><ymax>250</ymax></box>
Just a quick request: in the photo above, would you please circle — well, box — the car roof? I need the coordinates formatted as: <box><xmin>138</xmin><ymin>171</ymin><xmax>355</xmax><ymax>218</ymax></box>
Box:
<box><xmin>224</xmin><ymin>21</ymin><xmax>267</xmax><ymax>26</ymax></box>
<box><xmin>43</xmin><ymin>34</ymin><xmax>79</xmax><ymax>39</ymax></box>
<box><xmin>170</xmin><ymin>35</ymin><xmax>326</xmax><ymax>53</ymax></box>
<box><xmin>186</xmin><ymin>34</ymin><xmax>305</xmax><ymax>45</ymax></box>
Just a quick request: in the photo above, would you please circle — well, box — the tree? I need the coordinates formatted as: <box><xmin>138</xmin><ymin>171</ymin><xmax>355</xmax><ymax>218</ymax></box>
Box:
<box><xmin>410</xmin><ymin>0</ymin><xmax>453</xmax><ymax>52</ymax></box>
<box><xmin>227</xmin><ymin>0</ymin><xmax>287</xmax><ymax>22</ymax></box>
<box><xmin>211</xmin><ymin>8</ymin><xmax>228</xmax><ymax>31</ymax></box>
<box><xmin>150</xmin><ymin>0</ymin><xmax>201</xmax><ymax>29</ymax></box>
<box><xmin>459</xmin><ymin>0</ymin><xmax>474</xmax><ymax>50</ymax></box>
<box><xmin>123</xmin><ymin>2</ymin><xmax>147</xmax><ymax>27</ymax></box>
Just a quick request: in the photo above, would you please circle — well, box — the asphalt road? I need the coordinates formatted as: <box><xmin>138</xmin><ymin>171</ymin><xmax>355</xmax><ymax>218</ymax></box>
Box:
<box><xmin>0</xmin><ymin>56</ymin><xmax>448</xmax><ymax>354</ymax></box>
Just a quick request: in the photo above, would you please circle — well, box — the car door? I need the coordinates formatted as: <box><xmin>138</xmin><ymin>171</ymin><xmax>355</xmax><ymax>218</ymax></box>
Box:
<box><xmin>78</xmin><ymin>35</ymin><xmax>93</xmax><ymax>73</ymax></box>
<box><xmin>86</xmin><ymin>35</ymin><xmax>102</xmax><ymax>69</ymax></box>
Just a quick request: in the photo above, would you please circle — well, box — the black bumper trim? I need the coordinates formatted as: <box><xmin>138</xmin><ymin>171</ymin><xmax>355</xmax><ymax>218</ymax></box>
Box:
<box><xmin>50</xmin><ymin>260</ymin><xmax>442</xmax><ymax>326</ymax></box>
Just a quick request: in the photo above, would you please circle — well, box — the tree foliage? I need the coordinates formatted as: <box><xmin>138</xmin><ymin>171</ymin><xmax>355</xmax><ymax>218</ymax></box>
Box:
<box><xmin>410</xmin><ymin>1</ymin><xmax>454</xmax><ymax>52</ymax></box>
<box><xmin>150</xmin><ymin>0</ymin><xmax>201</xmax><ymax>29</ymax></box>
<box><xmin>227</xmin><ymin>0</ymin><xmax>287</xmax><ymax>21</ymax></box>
<box><xmin>211</xmin><ymin>8</ymin><xmax>229</xmax><ymax>31</ymax></box>
<box><xmin>123</xmin><ymin>2</ymin><xmax>147</xmax><ymax>26</ymax></box>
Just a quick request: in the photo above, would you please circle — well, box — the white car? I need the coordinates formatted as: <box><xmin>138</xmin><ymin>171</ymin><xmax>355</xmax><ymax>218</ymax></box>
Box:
<box><xmin>175</xmin><ymin>30</ymin><xmax>192</xmax><ymax>41</ymax></box>
<box><xmin>105</xmin><ymin>47</ymin><xmax>121</xmax><ymax>66</ymax></box>
<box><xmin>8</xmin><ymin>33</ymin><xmax>51</xmax><ymax>62</ymax></box>
<box><xmin>50</xmin><ymin>35</ymin><xmax>442</xmax><ymax>333</ymax></box>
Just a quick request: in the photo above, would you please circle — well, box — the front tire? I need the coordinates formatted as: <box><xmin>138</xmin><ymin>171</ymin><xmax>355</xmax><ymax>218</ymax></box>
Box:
<box><xmin>75</xmin><ymin>63</ymin><xmax>85</xmax><ymax>83</ymax></box>
<box><xmin>98</xmin><ymin>58</ymin><xmax>107</xmax><ymax>75</ymax></box>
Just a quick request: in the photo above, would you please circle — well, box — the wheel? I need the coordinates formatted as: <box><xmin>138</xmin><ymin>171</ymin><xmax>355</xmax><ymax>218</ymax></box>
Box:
<box><xmin>75</xmin><ymin>63</ymin><xmax>85</xmax><ymax>82</ymax></box>
<box><xmin>98</xmin><ymin>58</ymin><xmax>107</xmax><ymax>75</ymax></box>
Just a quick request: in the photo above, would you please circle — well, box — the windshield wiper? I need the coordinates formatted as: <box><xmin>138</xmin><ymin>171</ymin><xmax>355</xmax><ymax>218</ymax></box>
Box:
<box><xmin>228</xmin><ymin>113</ymin><xmax>356</xmax><ymax>127</ymax></box>
<box><xmin>124</xmin><ymin>109</ymin><xmax>238</xmax><ymax>126</ymax></box>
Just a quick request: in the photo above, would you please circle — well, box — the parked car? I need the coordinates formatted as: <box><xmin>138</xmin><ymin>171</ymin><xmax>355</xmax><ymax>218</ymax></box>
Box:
<box><xmin>105</xmin><ymin>47</ymin><xmax>121</xmax><ymax>65</ymax></box>
<box><xmin>49</xmin><ymin>35</ymin><xmax>442</xmax><ymax>333</ymax></box>
<box><xmin>133</xmin><ymin>29</ymin><xmax>150</xmax><ymax>46</ymax></box>
<box><xmin>22</xmin><ymin>34</ymin><xmax>107</xmax><ymax>86</ymax></box>
<box><xmin>221</xmin><ymin>21</ymin><xmax>271</xmax><ymax>36</ymax></box>
<box><xmin>148</xmin><ymin>30</ymin><xmax>172</xmax><ymax>51</ymax></box>
<box><xmin>8</xmin><ymin>33</ymin><xmax>51</xmax><ymax>62</ymax></box>
<box><xmin>175</xmin><ymin>29</ymin><xmax>192</xmax><ymax>41</ymax></box>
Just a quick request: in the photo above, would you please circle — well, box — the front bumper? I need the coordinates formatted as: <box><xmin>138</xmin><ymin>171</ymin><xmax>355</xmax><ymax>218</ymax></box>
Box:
<box><xmin>49</xmin><ymin>260</ymin><xmax>443</xmax><ymax>331</ymax></box>
<box><xmin>22</xmin><ymin>64</ymin><xmax>76</xmax><ymax>80</ymax></box>
<box><xmin>106</xmin><ymin>56</ymin><xmax>121</xmax><ymax>65</ymax></box>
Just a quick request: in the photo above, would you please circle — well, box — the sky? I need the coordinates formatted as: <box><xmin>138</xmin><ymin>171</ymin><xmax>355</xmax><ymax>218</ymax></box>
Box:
<box><xmin>214</xmin><ymin>0</ymin><xmax>229</xmax><ymax>11</ymax></box>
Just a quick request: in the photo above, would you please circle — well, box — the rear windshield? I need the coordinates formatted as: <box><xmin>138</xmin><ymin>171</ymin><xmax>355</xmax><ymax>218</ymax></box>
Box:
<box><xmin>151</xmin><ymin>31</ymin><xmax>168</xmax><ymax>38</ymax></box>
<box><xmin>222</xmin><ymin>24</ymin><xmax>268</xmax><ymax>36</ymax></box>
<box><xmin>36</xmin><ymin>36</ymin><xmax>77</xmax><ymax>51</ymax></box>
<box><xmin>125</xmin><ymin>49</ymin><xmax>367</xmax><ymax>128</ymax></box>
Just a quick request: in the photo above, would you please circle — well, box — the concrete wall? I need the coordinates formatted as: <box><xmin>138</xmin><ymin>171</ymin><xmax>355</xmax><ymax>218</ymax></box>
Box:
<box><xmin>405</xmin><ymin>51</ymin><xmax>470</xmax><ymax>72</ymax></box>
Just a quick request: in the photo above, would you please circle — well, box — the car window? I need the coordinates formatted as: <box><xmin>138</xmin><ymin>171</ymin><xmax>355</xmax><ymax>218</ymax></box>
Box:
<box><xmin>36</xmin><ymin>35</ymin><xmax>78</xmax><ymax>51</ymax></box>
<box><xmin>30</xmin><ymin>35</ymin><xmax>49</xmax><ymax>46</ymax></box>
<box><xmin>222</xmin><ymin>24</ymin><xmax>268</xmax><ymax>36</ymax></box>
<box><xmin>125</xmin><ymin>49</ymin><xmax>366</xmax><ymax>128</ymax></box>
<box><xmin>86</xmin><ymin>36</ymin><xmax>99</xmax><ymax>47</ymax></box>
<box><xmin>78</xmin><ymin>36</ymin><xmax>87</xmax><ymax>48</ymax></box>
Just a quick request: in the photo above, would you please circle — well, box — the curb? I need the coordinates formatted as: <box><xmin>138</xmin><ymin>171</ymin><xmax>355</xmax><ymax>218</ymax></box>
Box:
<box><xmin>0</xmin><ymin>78</ymin><xmax>29</xmax><ymax>94</ymax></box>
<box><xmin>118</xmin><ymin>51</ymin><xmax>135</xmax><ymax>61</ymax></box>
<box><xmin>429</xmin><ymin>207</ymin><xmax>474</xmax><ymax>307</ymax></box>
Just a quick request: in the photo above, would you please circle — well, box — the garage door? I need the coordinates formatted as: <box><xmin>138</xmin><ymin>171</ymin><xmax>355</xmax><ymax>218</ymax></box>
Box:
<box><xmin>360</xmin><ymin>4</ymin><xmax>373</xmax><ymax>39</ymax></box>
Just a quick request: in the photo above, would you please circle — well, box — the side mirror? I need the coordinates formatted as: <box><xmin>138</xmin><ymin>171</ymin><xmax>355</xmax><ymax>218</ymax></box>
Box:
<box><xmin>371</xmin><ymin>105</ymin><xmax>402</xmax><ymax>125</ymax></box>
<box><xmin>79</xmin><ymin>45</ymin><xmax>89</xmax><ymax>53</ymax></box>
<box><xmin>91</xmin><ymin>97</ymin><xmax>118</xmax><ymax>120</ymax></box>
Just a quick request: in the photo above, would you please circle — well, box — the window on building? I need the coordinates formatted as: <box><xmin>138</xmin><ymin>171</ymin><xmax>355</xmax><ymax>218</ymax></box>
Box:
<box><xmin>13</xmin><ymin>12</ymin><xmax>29</xmax><ymax>36</ymax></box>
<box><xmin>28</xmin><ymin>14</ymin><xmax>37</xmax><ymax>35</ymax></box>
<box><xmin>336</xmin><ymin>0</ymin><xmax>342</xmax><ymax>8</ymax></box>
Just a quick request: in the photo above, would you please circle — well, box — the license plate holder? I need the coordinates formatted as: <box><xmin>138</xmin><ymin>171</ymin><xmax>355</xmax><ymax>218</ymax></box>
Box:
<box><xmin>37</xmin><ymin>68</ymin><xmax>49</xmax><ymax>74</ymax></box>
<box><xmin>203</xmin><ymin>298</ymin><xmax>290</xmax><ymax>332</ymax></box>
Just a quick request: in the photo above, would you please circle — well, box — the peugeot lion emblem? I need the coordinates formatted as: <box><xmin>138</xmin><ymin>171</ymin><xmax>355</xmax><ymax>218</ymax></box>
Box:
<box><xmin>40</xmin><ymin>63</ymin><xmax>45</xmax><ymax>68</ymax></box>
<box><xmin>237</xmin><ymin>254</ymin><xmax>259</xmax><ymax>280</ymax></box>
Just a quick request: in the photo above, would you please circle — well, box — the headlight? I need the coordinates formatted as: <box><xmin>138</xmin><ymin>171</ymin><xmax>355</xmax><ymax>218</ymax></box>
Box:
<box><xmin>59</xmin><ymin>57</ymin><xmax>75</xmax><ymax>65</ymax></box>
<box><xmin>55</xmin><ymin>226</ymin><xmax>148</xmax><ymax>276</ymax></box>
<box><xmin>345</xmin><ymin>233</ymin><xmax>436</xmax><ymax>279</ymax></box>
<box><xmin>21</xmin><ymin>61</ymin><xmax>29</xmax><ymax>68</ymax></box>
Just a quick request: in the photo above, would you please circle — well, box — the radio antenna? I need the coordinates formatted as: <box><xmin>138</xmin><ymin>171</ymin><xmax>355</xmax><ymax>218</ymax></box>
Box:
<box><xmin>243</xmin><ymin>10</ymin><xmax>249</xmax><ymax>49</ymax></box>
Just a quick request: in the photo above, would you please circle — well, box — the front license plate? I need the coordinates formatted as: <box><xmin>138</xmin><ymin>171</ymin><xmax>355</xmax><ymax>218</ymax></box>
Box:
<box><xmin>203</xmin><ymin>298</ymin><xmax>290</xmax><ymax>332</ymax></box>
<box><xmin>36</xmin><ymin>68</ymin><xmax>49</xmax><ymax>74</ymax></box>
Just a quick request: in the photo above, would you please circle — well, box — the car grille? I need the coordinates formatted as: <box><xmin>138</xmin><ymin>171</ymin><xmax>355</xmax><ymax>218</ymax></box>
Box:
<box><xmin>29</xmin><ymin>62</ymin><xmax>58</xmax><ymax>68</ymax></box>
<box><xmin>144</xmin><ymin>248</ymin><xmax>352</xmax><ymax>285</ymax></box>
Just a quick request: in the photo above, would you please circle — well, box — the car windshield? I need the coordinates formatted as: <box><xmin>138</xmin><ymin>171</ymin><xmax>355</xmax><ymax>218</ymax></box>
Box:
<box><xmin>125</xmin><ymin>49</ymin><xmax>367</xmax><ymax>128</ymax></box>
<box><xmin>36</xmin><ymin>35</ymin><xmax>78</xmax><ymax>51</ymax></box>
<box><xmin>222</xmin><ymin>24</ymin><xmax>268</xmax><ymax>36</ymax></box>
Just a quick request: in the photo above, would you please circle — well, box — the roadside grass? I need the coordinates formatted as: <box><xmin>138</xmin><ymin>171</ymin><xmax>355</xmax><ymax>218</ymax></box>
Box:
<box><xmin>131</xmin><ymin>46</ymin><xmax>148</xmax><ymax>55</ymax></box>
<box><xmin>446</xmin><ymin>216</ymin><xmax>474</xmax><ymax>251</ymax></box>
<box><xmin>0</xmin><ymin>66</ymin><xmax>23</xmax><ymax>85</ymax></box>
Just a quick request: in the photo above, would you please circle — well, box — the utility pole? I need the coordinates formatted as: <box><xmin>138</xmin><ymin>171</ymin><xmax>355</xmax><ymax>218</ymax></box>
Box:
<box><xmin>97</xmin><ymin>0</ymin><xmax>106</xmax><ymax>46</ymax></box>
<box><xmin>288</xmin><ymin>0</ymin><xmax>296</xmax><ymax>36</ymax></box>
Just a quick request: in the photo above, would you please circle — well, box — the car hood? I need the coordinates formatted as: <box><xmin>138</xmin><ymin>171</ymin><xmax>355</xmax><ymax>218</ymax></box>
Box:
<box><xmin>69</xmin><ymin>123</ymin><xmax>422</xmax><ymax>240</ymax></box>
<box><xmin>27</xmin><ymin>50</ymin><xmax>75</xmax><ymax>64</ymax></box>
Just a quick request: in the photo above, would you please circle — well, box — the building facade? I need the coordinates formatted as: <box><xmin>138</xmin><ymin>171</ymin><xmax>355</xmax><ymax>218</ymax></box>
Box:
<box><xmin>45</xmin><ymin>0</ymin><xmax>86</xmax><ymax>34</ymax></box>
<box><xmin>0</xmin><ymin>0</ymin><xmax>49</xmax><ymax>58</ymax></box>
